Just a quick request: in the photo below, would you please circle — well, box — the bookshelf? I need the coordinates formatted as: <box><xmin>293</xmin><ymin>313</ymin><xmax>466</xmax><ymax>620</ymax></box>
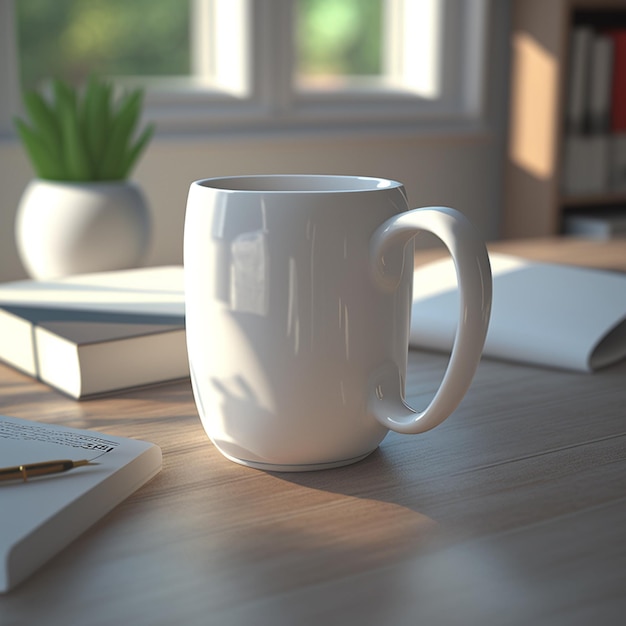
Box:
<box><xmin>503</xmin><ymin>0</ymin><xmax>626</xmax><ymax>238</ymax></box>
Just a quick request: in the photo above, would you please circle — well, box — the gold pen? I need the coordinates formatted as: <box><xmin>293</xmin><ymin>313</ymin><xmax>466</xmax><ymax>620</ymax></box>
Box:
<box><xmin>0</xmin><ymin>459</ymin><xmax>96</xmax><ymax>482</ymax></box>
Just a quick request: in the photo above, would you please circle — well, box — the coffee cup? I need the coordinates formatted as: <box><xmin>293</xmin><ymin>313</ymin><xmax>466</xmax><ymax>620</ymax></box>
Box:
<box><xmin>184</xmin><ymin>175</ymin><xmax>491</xmax><ymax>471</ymax></box>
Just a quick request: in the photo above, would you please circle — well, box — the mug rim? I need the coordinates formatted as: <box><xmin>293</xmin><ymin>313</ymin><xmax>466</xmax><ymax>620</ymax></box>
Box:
<box><xmin>193</xmin><ymin>174</ymin><xmax>403</xmax><ymax>194</ymax></box>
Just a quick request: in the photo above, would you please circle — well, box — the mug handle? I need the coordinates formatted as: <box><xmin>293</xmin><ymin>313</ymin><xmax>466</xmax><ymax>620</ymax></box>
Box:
<box><xmin>368</xmin><ymin>206</ymin><xmax>492</xmax><ymax>434</ymax></box>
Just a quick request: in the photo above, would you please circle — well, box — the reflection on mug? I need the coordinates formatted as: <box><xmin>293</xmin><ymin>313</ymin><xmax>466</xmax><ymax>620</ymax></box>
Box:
<box><xmin>230</xmin><ymin>230</ymin><xmax>268</xmax><ymax>316</ymax></box>
<box><xmin>211</xmin><ymin>199</ymin><xmax>267</xmax><ymax>312</ymax></box>
<box><xmin>287</xmin><ymin>256</ymin><xmax>300</xmax><ymax>355</ymax></box>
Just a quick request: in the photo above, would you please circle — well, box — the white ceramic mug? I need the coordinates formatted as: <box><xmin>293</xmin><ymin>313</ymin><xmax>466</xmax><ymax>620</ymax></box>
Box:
<box><xmin>184</xmin><ymin>175</ymin><xmax>492</xmax><ymax>471</ymax></box>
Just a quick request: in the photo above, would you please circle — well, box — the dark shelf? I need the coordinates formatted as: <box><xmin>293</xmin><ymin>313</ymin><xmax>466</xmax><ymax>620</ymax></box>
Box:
<box><xmin>572</xmin><ymin>8</ymin><xmax>626</xmax><ymax>28</ymax></box>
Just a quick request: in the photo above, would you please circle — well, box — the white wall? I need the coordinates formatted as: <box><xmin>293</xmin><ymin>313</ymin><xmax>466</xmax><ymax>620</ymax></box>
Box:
<box><xmin>0</xmin><ymin>3</ymin><xmax>510</xmax><ymax>283</ymax></box>
<box><xmin>0</xmin><ymin>129</ymin><xmax>501</xmax><ymax>282</ymax></box>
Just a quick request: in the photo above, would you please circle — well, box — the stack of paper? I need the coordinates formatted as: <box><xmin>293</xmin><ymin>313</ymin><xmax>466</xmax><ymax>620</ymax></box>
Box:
<box><xmin>0</xmin><ymin>415</ymin><xmax>162</xmax><ymax>592</ymax></box>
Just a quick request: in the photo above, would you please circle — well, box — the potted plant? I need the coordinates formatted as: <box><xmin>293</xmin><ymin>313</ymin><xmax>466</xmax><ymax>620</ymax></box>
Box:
<box><xmin>13</xmin><ymin>75</ymin><xmax>155</xmax><ymax>279</ymax></box>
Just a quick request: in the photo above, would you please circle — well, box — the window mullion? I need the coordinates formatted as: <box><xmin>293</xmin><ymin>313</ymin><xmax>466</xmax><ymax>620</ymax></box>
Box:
<box><xmin>383</xmin><ymin>0</ymin><xmax>404</xmax><ymax>84</ymax></box>
<box><xmin>252</xmin><ymin>0</ymin><xmax>295</xmax><ymax>118</ymax></box>
<box><xmin>459</xmin><ymin>0</ymin><xmax>488</xmax><ymax>117</ymax></box>
<box><xmin>189</xmin><ymin>0</ymin><xmax>253</xmax><ymax>96</ymax></box>
<box><xmin>190</xmin><ymin>0</ymin><xmax>213</xmax><ymax>81</ymax></box>
<box><xmin>387</xmin><ymin>0</ymin><xmax>443</xmax><ymax>98</ymax></box>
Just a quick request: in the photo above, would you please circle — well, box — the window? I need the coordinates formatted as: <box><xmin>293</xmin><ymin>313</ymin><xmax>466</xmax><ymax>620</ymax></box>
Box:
<box><xmin>295</xmin><ymin>0</ymin><xmax>384</xmax><ymax>89</ymax></box>
<box><xmin>15</xmin><ymin>0</ymin><xmax>192</xmax><ymax>89</ymax></box>
<box><xmin>1</xmin><ymin>0</ymin><xmax>488</xmax><ymax>135</ymax></box>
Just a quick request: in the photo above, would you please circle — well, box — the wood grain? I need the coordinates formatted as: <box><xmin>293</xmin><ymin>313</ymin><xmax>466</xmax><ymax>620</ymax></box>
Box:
<box><xmin>1</xmin><ymin>238</ymin><xmax>625</xmax><ymax>626</ymax></box>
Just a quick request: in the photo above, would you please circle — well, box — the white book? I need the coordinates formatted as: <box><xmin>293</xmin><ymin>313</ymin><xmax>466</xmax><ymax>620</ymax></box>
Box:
<box><xmin>0</xmin><ymin>266</ymin><xmax>185</xmax><ymax>316</ymax></box>
<box><xmin>566</xmin><ymin>26</ymin><xmax>593</xmax><ymax>134</ymax></box>
<box><xmin>589</xmin><ymin>33</ymin><xmax>614</xmax><ymax>133</ymax></box>
<box><xmin>564</xmin><ymin>211</ymin><xmax>626</xmax><ymax>239</ymax></box>
<box><xmin>0</xmin><ymin>415</ymin><xmax>162</xmax><ymax>592</ymax></box>
<box><xmin>0</xmin><ymin>266</ymin><xmax>188</xmax><ymax>398</ymax></box>
<box><xmin>610</xmin><ymin>132</ymin><xmax>626</xmax><ymax>190</ymax></box>
<box><xmin>410</xmin><ymin>253</ymin><xmax>626</xmax><ymax>372</ymax></box>
<box><xmin>562</xmin><ymin>134</ymin><xmax>610</xmax><ymax>194</ymax></box>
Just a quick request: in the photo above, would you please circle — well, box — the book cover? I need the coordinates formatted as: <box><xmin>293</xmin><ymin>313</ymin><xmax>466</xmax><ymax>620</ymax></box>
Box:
<box><xmin>410</xmin><ymin>253</ymin><xmax>626</xmax><ymax>373</ymax></box>
<box><xmin>565</xmin><ymin>26</ymin><xmax>593</xmax><ymax>135</ymax></box>
<box><xmin>607</xmin><ymin>28</ymin><xmax>626</xmax><ymax>189</ymax></box>
<box><xmin>589</xmin><ymin>33</ymin><xmax>614</xmax><ymax>133</ymax></box>
<box><xmin>608</xmin><ymin>28</ymin><xmax>626</xmax><ymax>133</ymax></box>
<box><xmin>0</xmin><ymin>266</ymin><xmax>188</xmax><ymax>398</ymax></box>
<box><xmin>0</xmin><ymin>414</ymin><xmax>162</xmax><ymax>593</ymax></box>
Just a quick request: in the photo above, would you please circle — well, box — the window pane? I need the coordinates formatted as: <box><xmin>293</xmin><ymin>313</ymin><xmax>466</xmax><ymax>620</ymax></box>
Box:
<box><xmin>16</xmin><ymin>0</ymin><xmax>190</xmax><ymax>89</ymax></box>
<box><xmin>295</xmin><ymin>0</ymin><xmax>383</xmax><ymax>88</ymax></box>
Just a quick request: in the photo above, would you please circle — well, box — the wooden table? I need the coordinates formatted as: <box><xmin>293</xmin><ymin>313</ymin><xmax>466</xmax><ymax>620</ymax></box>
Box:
<box><xmin>1</xmin><ymin>238</ymin><xmax>625</xmax><ymax>626</ymax></box>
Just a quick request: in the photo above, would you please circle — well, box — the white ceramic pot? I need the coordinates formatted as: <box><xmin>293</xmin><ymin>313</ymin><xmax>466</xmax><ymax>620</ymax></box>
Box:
<box><xmin>15</xmin><ymin>179</ymin><xmax>151</xmax><ymax>280</ymax></box>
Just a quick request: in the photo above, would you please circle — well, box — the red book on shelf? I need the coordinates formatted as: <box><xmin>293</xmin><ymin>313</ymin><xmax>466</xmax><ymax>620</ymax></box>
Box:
<box><xmin>608</xmin><ymin>29</ymin><xmax>626</xmax><ymax>132</ymax></box>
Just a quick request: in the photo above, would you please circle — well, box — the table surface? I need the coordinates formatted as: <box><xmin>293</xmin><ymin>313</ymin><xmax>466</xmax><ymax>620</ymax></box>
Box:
<box><xmin>1</xmin><ymin>237</ymin><xmax>625</xmax><ymax>626</ymax></box>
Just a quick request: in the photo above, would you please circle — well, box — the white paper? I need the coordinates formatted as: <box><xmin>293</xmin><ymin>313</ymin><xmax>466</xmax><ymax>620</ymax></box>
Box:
<box><xmin>0</xmin><ymin>415</ymin><xmax>161</xmax><ymax>592</ymax></box>
<box><xmin>0</xmin><ymin>266</ymin><xmax>185</xmax><ymax>316</ymax></box>
<box><xmin>410</xmin><ymin>253</ymin><xmax>626</xmax><ymax>372</ymax></box>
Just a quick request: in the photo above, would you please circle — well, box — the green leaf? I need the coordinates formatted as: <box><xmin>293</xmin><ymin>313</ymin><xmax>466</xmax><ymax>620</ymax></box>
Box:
<box><xmin>83</xmin><ymin>75</ymin><xmax>112</xmax><ymax>175</ymax></box>
<box><xmin>47</xmin><ymin>78</ymin><xmax>93</xmax><ymax>180</ymax></box>
<box><xmin>120</xmin><ymin>122</ymin><xmax>155</xmax><ymax>178</ymax></box>
<box><xmin>22</xmin><ymin>90</ymin><xmax>62</xmax><ymax>162</ymax></box>
<box><xmin>52</xmin><ymin>78</ymin><xmax>77</xmax><ymax>119</ymax></box>
<box><xmin>59</xmin><ymin>102</ymin><xmax>93</xmax><ymax>181</ymax></box>
<box><xmin>14</xmin><ymin>75</ymin><xmax>153</xmax><ymax>181</ymax></box>
<box><xmin>99</xmin><ymin>89</ymin><xmax>144</xmax><ymax>179</ymax></box>
<box><xmin>14</xmin><ymin>117</ymin><xmax>65</xmax><ymax>179</ymax></box>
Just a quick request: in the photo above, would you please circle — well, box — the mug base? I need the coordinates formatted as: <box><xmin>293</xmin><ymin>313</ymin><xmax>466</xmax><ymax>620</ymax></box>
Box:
<box><xmin>218</xmin><ymin>448</ymin><xmax>377</xmax><ymax>472</ymax></box>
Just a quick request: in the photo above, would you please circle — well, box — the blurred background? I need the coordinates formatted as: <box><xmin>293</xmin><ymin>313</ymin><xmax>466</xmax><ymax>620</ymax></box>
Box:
<box><xmin>16</xmin><ymin>0</ymin><xmax>383</xmax><ymax>89</ymax></box>
<box><xmin>0</xmin><ymin>0</ymin><xmax>510</xmax><ymax>281</ymax></box>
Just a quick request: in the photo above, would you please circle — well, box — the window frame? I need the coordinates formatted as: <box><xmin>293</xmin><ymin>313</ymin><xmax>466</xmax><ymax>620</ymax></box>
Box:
<box><xmin>0</xmin><ymin>0</ymin><xmax>489</xmax><ymax>137</ymax></box>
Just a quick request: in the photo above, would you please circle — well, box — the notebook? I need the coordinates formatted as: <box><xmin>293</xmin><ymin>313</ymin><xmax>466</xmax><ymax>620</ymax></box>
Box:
<box><xmin>410</xmin><ymin>253</ymin><xmax>626</xmax><ymax>372</ymax></box>
<box><xmin>0</xmin><ymin>414</ymin><xmax>162</xmax><ymax>592</ymax></box>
